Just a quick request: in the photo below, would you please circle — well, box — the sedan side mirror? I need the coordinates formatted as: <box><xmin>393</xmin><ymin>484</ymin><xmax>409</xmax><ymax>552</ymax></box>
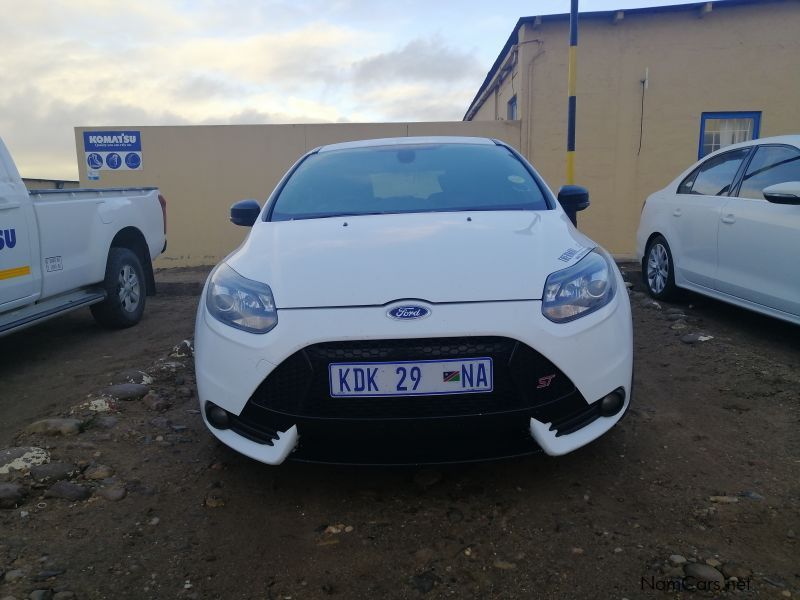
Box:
<box><xmin>230</xmin><ymin>199</ymin><xmax>261</xmax><ymax>226</ymax></box>
<box><xmin>557</xmin><ymin>185</ymin><xmax>590</xmax><ymax>226</ymax></box>
<box><xmin>762</xmin><ymin>181</ymin><xmax>800</xmax><ymax>205</ymax></box>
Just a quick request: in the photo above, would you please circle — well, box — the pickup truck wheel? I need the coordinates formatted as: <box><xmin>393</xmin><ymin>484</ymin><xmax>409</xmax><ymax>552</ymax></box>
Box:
<box><xmin>91</xmin><ymin>247</ymin><xmax>147</xmax><ymax>328</ymax></box>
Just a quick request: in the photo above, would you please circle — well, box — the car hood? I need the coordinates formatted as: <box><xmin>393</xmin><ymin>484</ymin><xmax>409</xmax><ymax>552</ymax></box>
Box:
<box><xmin>227</xmin><ymin>211</ymin><xmax>596</xmax><ymax>309</ymax></box>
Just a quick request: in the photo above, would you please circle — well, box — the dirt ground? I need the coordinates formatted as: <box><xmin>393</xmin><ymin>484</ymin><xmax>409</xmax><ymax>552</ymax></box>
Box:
<box><xmin>0</xmin><ymin>264</ymin><xmax>798</xmax><ymax>600</ymax></box>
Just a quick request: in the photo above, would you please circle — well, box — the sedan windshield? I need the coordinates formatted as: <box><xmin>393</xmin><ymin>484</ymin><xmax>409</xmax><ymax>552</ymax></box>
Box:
<box><xmin>269</xmin><ymin>143</ymin><xmax>550</xmax><ymax>221</ymax></box>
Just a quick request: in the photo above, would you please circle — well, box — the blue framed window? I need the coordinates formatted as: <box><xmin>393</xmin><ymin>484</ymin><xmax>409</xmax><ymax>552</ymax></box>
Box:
<box><xmin>507</xmin><ymin>96</ymin><xmax>517</xmax><ymax>121</ymax></box>
<box><xmin>698</xmin><ymin>111</ymin><xmax>761</xmax><ymax>158</ymax></box>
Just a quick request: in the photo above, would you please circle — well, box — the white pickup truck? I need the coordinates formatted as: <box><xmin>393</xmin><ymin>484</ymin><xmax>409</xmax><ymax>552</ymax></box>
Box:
<box><xmin>0</xmin><ymin>137</ymin><xmax>166</xmax><ymax>336</ymax></box>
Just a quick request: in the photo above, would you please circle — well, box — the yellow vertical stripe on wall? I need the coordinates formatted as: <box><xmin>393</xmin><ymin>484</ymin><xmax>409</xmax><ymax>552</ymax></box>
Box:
<box><xmin>0</xmin><ymin>265</ymin><xmax>31</xmax><ymax>280</ymax></box>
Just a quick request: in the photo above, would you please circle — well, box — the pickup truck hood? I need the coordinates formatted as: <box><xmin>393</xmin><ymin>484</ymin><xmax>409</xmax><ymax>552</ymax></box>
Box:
<box><xmin>227</xmin><ymin>211</ymin><xmax>595</xmax><ymax>309</ymax></box>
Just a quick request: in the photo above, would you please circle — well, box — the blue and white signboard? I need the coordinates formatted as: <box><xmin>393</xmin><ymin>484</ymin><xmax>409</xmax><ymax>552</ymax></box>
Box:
<box><xmin>83</xmin><ymin>130</ymin><xmax>142</xmax><ymax>180</ymax></box>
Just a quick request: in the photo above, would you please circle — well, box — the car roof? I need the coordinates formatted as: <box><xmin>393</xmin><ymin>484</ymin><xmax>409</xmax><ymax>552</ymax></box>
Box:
<box><xmin>317</xmin><ymin>136</ymin><xmax>497</xmax><ymax>153</ymax></box>
<box><xmin>708</xmin><ymin>134</ymin><xmax>800</xmax><ymax>156</ymax></box>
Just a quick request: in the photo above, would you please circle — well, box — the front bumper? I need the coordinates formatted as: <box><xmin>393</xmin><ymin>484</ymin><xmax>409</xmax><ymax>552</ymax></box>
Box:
<box><xmin>195</xmin><ymin>286</ymin><xmax>633</xmax><ymax>465</ymax></box>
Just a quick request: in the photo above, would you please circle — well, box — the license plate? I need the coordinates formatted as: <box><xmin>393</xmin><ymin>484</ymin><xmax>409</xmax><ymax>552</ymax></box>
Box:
<box><xmin>329</xmin><ymin>357</ymin><xmax>493</xmax><ymax>398</ymax></box>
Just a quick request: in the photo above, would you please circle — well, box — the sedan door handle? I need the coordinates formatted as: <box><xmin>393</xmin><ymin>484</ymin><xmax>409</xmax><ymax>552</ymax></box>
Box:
<box><xmin>721</xmin><ymin>214</ymin><xmax>736</xmax><ymax>224</ymax></box>
<box><xmin>672</xmin><ymin>208</ymin><xmax>682</xmax><ymax>217</ymax></box>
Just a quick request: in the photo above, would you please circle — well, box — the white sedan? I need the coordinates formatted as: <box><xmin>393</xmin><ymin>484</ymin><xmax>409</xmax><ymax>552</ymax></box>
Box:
<box><xmin>194</xmin><ymin>137</ymin><xmax>633</xmax><ymax>465</ymax></box>
<box><xmin>637</xmin><ymin>135</ymin><xmax>800</xmax><ymax>325</ymax></box>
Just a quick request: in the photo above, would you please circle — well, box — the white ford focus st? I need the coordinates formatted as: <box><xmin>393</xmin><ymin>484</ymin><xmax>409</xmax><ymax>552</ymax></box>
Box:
<box><xmin>194</xmin><ymin>137</ymin><xmax>633</xmax><ymax>465</ymax></box>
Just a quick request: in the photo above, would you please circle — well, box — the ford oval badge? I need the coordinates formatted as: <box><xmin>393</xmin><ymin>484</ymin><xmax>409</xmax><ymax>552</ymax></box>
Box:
<box><xmin>387</xmin><ymin>305</ymin><xmax>430</xmax><ymax>320</ymax></box>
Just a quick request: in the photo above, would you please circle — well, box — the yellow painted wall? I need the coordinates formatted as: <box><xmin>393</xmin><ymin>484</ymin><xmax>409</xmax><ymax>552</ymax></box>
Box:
<box><xmin>75</xmin><ymin>121</ymin><xmax>521</xmax><ymax>266</ymax></box>
<box><xmin>470</xmin><ymin>1</ymin><xmax>800</xmax><ymax>256</ymax></box>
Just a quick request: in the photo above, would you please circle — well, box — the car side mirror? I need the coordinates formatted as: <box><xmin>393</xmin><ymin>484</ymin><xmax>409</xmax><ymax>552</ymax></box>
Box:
<box><xmin>230</xmin><ymin>199</ymin><xmax>261</xmax><ymax>226</ymax></box>
<box><xmin>762</xmin><ymin>181</ymin><xmax>800</xmax><ymax>205</ymax></box>
<box><xmin>557</xmin><ymin>185</ymin><xmax>590</xmax><ymax>226</ymax></box>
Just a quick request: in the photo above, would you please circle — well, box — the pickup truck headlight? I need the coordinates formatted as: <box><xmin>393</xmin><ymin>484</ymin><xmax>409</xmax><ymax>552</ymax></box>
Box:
<box><xmin>205</xmin><ymin>263</ymin><xmax>278</xmax><ymax>334</ymax></box>
<box><xmin>542</xmin><ymin>249</ymin><xmax>616</xmax><ymax>323</ymax></box>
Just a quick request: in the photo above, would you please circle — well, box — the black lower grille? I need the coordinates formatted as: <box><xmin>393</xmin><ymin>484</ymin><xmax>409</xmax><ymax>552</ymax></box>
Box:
<box><xmin>250</xmin><ymin>336</ymin><xmax>578</xmax><ymax>420</ymax></box>
<box><xmin>235</xmin><ymin>336</ymin><xmax>602</xmax><ymax>464</ymax></box>
<box><xmin>549</xmin><ymin>403</ymin><xmax>602</xmax><ymax>437</ymax></box>
<box><xmin>228</xmin><ymin>411</ymin><xmax>278</xmax><ymax>445</ymax></box>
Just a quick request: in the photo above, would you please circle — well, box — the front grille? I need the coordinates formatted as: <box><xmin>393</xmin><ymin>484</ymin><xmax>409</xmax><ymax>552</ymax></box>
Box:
<box><xmin>549</xmin><ymin>403</ymin><xmax>602</xmax><ymax>437</ymax></box>
<box><xmin>228</xmin><ymin>411</ymin><xmax>279</xmax><ymax>445</ymax></box>
<box><xmin>250</xmin><ymin>336</ymin><xmax>579</xmax><ymax>420</ymax></box>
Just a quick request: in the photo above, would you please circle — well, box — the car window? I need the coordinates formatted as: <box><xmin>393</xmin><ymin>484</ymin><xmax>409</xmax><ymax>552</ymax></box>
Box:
<box><xmin>738</xmin><ymin>145</ymin><xmax>800</xmax><ymax>200</ymax></box>
<box><xmin>684</xmin><ymin>148</ymin><xmax>750</xmax><ymax>196</ymax></box>
<box><xmin>270</xmin><ymin>143</ymin><xmax>550</xmax><ymax>221</ymax></box>
<box><xmin>677</xmin><ymin>167</ymin><xmax>700</xmax><ymax>194</ymax></box>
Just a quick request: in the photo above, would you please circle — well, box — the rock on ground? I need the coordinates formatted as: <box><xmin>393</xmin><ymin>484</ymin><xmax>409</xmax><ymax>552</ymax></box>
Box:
<box><xmin>100</xmin><ymin>383</ymin><xmax>149</xmax><ymax>401</ymax></box>
<box><xmin>0</xmin><ymin>446</ymin><xmax>49</xmax><ymax>474</ymax></box>
<box><xmin>111</xmin><ymin>369</ymin><xmax>152</xmax><ymax>385</ymax></box>
<box><xmin>30</xmin><ymin>463</ymin><xmax>76</xmax><ymax>484</ymax></box>
<box><xmin>722</xmin><ymin>563</ymin><xmax>752</xmax><ymax>579</ymax></box>
<box><xmin>45</xmin><ymin>481</ymin><xmax>90</xmax><ymax>502</ymax></box>
<box><xmin>668</xmin><ymin>554</ymin><xmax>687</xmax><ymax>566</ymax></box>
<box><xmin>684</xmin><ymin>563</ymin><xmax>725</xmax><ymax>585</ymax></box>
<box><xmin>143</xmin><ymin>392</ymin><xmax>171</xmax><ymax>412</ymax></box>
<box><xmin>84</xmin><ymin>464</ymin><xmax>114</xmax><ymax>480</ymax></box>
<box><xmin>97</xmin><ymin>486</ymin><xmax>127</xmax><ymax>502</ymax></box>
<box><xmin>0</xmin><ymin>482</ymin><xmax>26</xmax><ymax>508</ymax></box>
<box><xmin>25</xmin><ymin>419</ymin><xmax>82</xmax><ymax>436</ymax></box>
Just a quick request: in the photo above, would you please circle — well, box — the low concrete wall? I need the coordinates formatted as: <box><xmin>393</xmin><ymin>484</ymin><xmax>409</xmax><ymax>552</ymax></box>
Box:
<box><xmin>75</xmin><ymin>121</ymin><xmax>522</xmax><ymax>267</ymax></box>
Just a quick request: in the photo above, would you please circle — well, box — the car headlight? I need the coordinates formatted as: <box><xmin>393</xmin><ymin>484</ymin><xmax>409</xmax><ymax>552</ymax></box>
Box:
<box><xmin>542</xmin><ymin>249</ymin><xmax>616</xmax><ymax>323</ymax></box>
<box><xmin>205</xmin><ymin>263</ymin><xmax>278</xmax><ymax>334</ymax></box>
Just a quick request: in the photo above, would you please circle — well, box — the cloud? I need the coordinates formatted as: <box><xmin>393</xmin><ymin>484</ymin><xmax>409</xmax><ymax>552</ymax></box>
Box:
<box><xmin>353</xmin><ymin>36</ymin><xmax>483</xmax><ymax>85</ymax></box>
<box><xmin>0</xmin><ymin>3</ymin><xmax>485</xmax><ymax>179</ymax></box>
<box><xmin>0</xmin><ymin>87</ymin><xmax>191</xmax><ymax>179</ymax></box>
<box><xmin>353</xmin><ymin>84</ymin><xmax>476</xmax><ymax>122</ymax></box>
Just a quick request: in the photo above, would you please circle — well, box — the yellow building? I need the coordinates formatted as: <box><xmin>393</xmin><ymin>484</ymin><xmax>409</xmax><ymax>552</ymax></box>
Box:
<box><xmin>75</xmin><ymin>0</ymin><xmax>799</xmax><ymax>266</ymax></box>
<box><xmin>465</xmin><ymin>0</ymin><xmax>800</xmax><ymax>256</ymax></box>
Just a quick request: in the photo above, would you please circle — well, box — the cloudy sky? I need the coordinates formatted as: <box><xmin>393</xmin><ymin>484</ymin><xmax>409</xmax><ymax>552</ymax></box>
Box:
<box><xmin>1</xmin><ymin>0</ymin><xmax>715</xmax><ymax>179</ymax></box>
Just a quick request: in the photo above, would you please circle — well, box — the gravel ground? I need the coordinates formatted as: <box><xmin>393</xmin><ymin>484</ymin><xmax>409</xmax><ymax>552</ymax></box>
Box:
<box><xmin>0</xmin><ymin>264</ymin><xmax>798</xmax><ymax>600</ymax></box>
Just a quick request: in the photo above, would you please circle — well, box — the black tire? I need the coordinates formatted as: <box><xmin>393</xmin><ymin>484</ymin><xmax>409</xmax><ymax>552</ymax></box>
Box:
<box><xmin>91</xmin><ymin>247</ymin><xmax>147</xmax><ymax>328</ymax></box>
<box><xmin>643</xmin><ymin>235</ymin><xmax>677</xmax><ymax>300</ymax></box>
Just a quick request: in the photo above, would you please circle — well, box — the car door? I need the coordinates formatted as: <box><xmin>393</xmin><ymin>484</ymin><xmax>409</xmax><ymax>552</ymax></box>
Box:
<box><xmin>0</xmin><ymin>150</ymin><xmax>37</xmax><ymax>307</ymax></box>
<box><xmin>716</xmin><ymin>144</ymin><xmax>800</xmax><ymax>317</ymax></box>
<box><xmin>669</xmin><ymin>148</ymin><xmax>751</xmax><ymax>289</ymax></box>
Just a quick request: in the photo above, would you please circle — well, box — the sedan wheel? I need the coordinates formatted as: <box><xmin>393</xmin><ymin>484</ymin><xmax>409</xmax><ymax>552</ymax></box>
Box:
<box><xmin>644</xmin><ymin>235</ymin><xmax>676</xmax><ymax>300</ymax></box>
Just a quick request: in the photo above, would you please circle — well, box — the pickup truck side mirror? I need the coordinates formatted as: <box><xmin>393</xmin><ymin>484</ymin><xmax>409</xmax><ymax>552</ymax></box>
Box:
<box><xmin>230</xmin><ymin>199</ymin><xmax>261</xmax><ymax>226</ymax></box>
<box><xmin>557</xmin><ymin>185</ymin><xmax>590</xmax><ymax>226</ymax></box>
<box><xmin>762</xmin><ymin>181</ymin><xmax>800</xmax><ymax>205</ymax></box>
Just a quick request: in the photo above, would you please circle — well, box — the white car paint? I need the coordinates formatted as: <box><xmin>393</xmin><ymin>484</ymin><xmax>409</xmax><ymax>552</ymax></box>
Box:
<box><xmin>636</xmin><ymin>135</ymin><xmax>800</xmax><ymax>325</ymax></box>
<box><xmin>195</xmin><ymin>137</ymin><xmax>634</xmax><ymax>465</ymax></box>
<box><xmin>0</xmin><ymin>137</ymin><xmax>166</xmax><ymax>335</ymax></box>
<box><xmin>229</xmin><ymin>211</ymin><xmax>599</xmax><ymax>308</ymax></box>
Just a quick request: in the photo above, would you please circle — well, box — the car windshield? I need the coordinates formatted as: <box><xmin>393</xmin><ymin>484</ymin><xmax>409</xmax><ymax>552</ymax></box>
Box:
<box><xmin>269</xmin><ymin>143</ymin><xmax>550</xmax><ymax>221</ymax></box>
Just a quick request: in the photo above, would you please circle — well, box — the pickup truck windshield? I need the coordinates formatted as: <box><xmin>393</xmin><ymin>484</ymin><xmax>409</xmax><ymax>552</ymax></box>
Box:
<box><xmin>270</xmin><ymin>143</ymin><xmax>550</xmax><ymax>221</ymax></box>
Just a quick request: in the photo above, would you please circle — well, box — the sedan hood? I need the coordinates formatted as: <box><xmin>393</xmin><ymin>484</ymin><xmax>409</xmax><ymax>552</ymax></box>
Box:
<box><xmin>227</xmin><ymin>211</ymin><xmax>595</xmax><ymax>308</ymax></box>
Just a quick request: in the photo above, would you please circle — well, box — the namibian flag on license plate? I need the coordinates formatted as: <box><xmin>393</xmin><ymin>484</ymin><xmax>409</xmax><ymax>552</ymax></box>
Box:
<box><xmin>442</xmin><ymin>370</ymin><xmax>460</xmax><ymax>382</ymax></box>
